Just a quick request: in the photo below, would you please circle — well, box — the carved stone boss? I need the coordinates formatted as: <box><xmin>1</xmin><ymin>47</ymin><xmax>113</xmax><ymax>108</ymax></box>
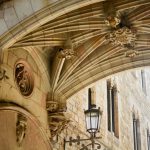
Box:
<box><xmin>16</xmin><ymin>113</ymin><xmax>27</xmax><ymax>147</ymax></box>
<box><xmin>104</xmin><ymin>9</ymin><xmax>138</xmax><ymax>57</ymax></box>
<box><xmin>106</xmin><ymin>27</ymin><xmax>136</xmax><ymax>46</ymax></box>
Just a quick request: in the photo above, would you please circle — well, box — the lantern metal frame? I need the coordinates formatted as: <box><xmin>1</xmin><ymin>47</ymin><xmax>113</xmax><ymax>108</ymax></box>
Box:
<box><xmin>64</xmin><ymin>107</ymin><xmax>103</xmax><ymax>150</ymax></box>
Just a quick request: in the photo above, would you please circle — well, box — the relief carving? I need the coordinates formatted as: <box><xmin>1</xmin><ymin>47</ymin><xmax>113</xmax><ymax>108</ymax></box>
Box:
<box><xmin>16</xmin><ymin>113</ymin><xmax>27</xmax><ymax>147</ymax></box>
<box><xmin>0</xmin><ymin>68</ymin><xmax>9</xmax><ymax>81</ymax></box>
<box><xmin>103</xmin><ymin>0</ymin><xmax>120</xmax><ymax>28</ymax></box>
<box><xmin>106</xmin><ymin>27</ymin><xmax>136</xmax><ymax>46</ymax></box>
<box><xmin>105</xmin><ymin>16</ymin><xmax>120</xmax><ymax>28</ymax></box>
<box><xmin>125</xmin><ymin>49</ymin><xmax>139</xmax><ymax>58</ymax></box>
<box><xmin>47</xmin><ymin>100</ymin><xmax>71</xmax><ymax>137</ymax></box>
<box><xmin>15</xmin><ymin>60</ymin><xmax>34</xmax><ymax>96</ymax></box>
<box><xmin>58</xmin><ymin>38</ymin><xmax>76</xmax><ymax>59</ymax></box>
<box><xmin>58</xmin><ymin>48</ymin><xmax>75</xmax><ymax>60</ymax></box>
<box><xmin>48</xmin><ymin>112</ymin><xmax>71</xmax><ymax>137</ymax></box>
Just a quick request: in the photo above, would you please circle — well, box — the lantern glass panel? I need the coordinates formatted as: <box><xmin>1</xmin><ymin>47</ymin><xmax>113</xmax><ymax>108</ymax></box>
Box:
<box><xmin>85</xmin><ymin>108</ymin><xmax>101</xmax><ymax>134</ymax></box>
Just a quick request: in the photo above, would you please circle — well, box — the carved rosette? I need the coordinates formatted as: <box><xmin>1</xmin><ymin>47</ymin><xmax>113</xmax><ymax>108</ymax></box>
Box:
<box><xmin>15</xmin><ymin>60</ymin><xmax>34</xmax><ymax>96</ymax></box>
<box><xmin>106</xmin><ymin>27</ymin><xmax>136</xmax><ymax>46</ymax></box>
<box><xmin>16</xmin><ymin>113</ymin><xmax>27</xmax><ymax>147</ymax></box>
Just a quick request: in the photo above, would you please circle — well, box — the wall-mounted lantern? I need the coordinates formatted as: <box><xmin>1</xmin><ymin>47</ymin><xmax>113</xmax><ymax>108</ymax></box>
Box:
<box><xmin>64</xmin><ymin>106</ymin><xmax>102</xmax><ymax>150</ymax></box>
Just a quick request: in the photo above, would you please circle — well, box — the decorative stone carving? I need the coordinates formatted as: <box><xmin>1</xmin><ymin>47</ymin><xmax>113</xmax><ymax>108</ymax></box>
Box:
<box><xmin>58</xmin><ymin>48</ymin><xmax>75</xmax><ymax>59</ymax></box>
<box><xmin>106</xmin><ymin>27</ymin><xmax>136</xmax><ymax>46</ymax></box>
<box><xmin>105</xmin><ymin>16</ymin><xmax>120</xmax><ymax>28</ymax></box>
<box><xmin>46</xmin><ymin>100</ymin><xmax>67</xmax><ymax>112</ymax></box>
<box><xmin>58</xmin><ymin>38</ymin><xmax>76</xmax><ymax>59</ymax></box>
<box><xmin>47</xmin><ymin>100</ymin><xmax>71</xmax><ymax>137</ymax></box>
<box><xmin>48</xmin><ymin>112</ymin><xmax>71</xmax><ymax>137</ymax></box>
<box><xmin>125</xmin><ymin>49</ymin><xmax>139</xmax><ymax>58</ymax></box>
<box><xmin>15</xmin><ymin>60</ymin><xmax>34</xmax><ymax>96</ymax></box>
<box><xmin>16</xmin><ymin>113</ymin><xmax>27</xmax><ymax>147</ymax></box>
<box><xmin>103</xmin><ymin>0</ymin><xmax>120</xmax><ymax>28</ymax></box>
<box><xmin>0</xmin><ymin>68</ymin><xmax>9</xmax><ymax>81</ymax></box>
<box><xmin>46</xmin><ymin>101</ymin><xmax>59</xmax><ymax>112</ymax></box>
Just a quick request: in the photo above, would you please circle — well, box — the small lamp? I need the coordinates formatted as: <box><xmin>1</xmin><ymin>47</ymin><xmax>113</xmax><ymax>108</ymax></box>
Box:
<box><xmin>84</xmin><ymin>107</ymin><xmax>102</xmax><ymax>137</ymax></box>
<box><xmin>64</xmin><ymin>106</ymin><xmax>103</xmax><ymax>150</ymax></box>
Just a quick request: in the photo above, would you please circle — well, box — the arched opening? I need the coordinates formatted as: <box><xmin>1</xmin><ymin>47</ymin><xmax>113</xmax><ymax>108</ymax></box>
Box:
<box><xmin>0</xmin><ymin>102</ymin><xmax>52</xmax><ymax>150</ymax></box>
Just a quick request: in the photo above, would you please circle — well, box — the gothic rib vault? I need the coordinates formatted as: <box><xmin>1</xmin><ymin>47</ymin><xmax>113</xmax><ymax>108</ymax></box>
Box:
<box><xmin>1</xmin><ymin>0</ymin><xmax>150</xmax><ymax>103</ymax></box>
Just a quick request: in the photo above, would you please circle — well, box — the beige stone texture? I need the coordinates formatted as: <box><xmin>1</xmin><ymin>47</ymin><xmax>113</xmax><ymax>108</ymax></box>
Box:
<box><xmin>0</xmin><ymin>0</ymin><xmax>150</xmax><ymax>150</ymax></box>
<box><xmin>51</xmin><ymin>69</ymin><xmax>150</xmax><ymax>150</ymax></box>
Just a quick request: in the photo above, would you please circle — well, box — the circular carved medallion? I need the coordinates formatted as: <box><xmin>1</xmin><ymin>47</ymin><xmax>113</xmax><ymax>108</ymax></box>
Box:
<box><xmin>15</xmin><ymin>60</ymin><xmax>34</xmax><ymax>96</ymax></box>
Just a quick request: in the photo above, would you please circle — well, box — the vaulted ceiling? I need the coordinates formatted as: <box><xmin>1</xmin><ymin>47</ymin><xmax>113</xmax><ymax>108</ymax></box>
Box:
<box><xmin>2</xmin><ymin>0</ymin><xmax>150</xmax><ymax>101</ymax></box>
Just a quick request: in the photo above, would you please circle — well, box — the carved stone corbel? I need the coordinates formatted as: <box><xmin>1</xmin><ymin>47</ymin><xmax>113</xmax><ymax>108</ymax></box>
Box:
<box><xmin>58</xmin><ymin>38</ymin><xmax>76</xmax><ymax>59</ymax></box>
<box><xmin>46</xmin><ymin>100</ymin><xmax>71</xmax><ymax>137</ymax></box>
<box><xmin>47</xmin><ymin>101</ymin><xmax>59</xmax><ymax>112</ymax></box>
<box><xmin>46</xmin><ymin>100</ymin><xmax>67</xmax><ymax>113</ymax></box>
<box><xmin>58</xmin><ymin>48</ymin><xmax>75</xmax><ymax>59</ymax></box>
<box><xmin>48</xmin><ymin>112</ymin><xmax>71</xmax><ymax>137</ymax></box>
<box><xmin>16</xmin><ymin>113</ymin><xmax>27</xmax><ymax>147</ymax></box>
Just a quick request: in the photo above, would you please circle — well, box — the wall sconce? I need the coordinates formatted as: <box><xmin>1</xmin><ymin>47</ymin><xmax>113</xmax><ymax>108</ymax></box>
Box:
<box><xmin>64</xmin><ymin>106</ymin><xmax>102</xmax><ymax>150</ymax></box>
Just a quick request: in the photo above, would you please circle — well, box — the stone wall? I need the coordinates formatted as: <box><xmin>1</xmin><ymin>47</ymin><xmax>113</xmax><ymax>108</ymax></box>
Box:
<box><xmin>52</xmin><ymin>68</ymin><xmax>150</xmax><ymax>150</ymax></box>
<box><xmin>0</xmin><ymin>48</ymin><xmax>50</xmax><ymax>138</ymax></box>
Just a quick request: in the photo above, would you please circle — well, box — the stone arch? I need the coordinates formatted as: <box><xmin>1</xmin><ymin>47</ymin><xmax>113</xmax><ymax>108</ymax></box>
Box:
<box><xmin>0</xmin><ymin>0</ymin><xmax>104</xmax><ymax>49</ymax></box>
<box><xmin>0</xmin><ymin>0</ymin><xmax>150</xmax><ymax>103</ymax></box>
<box><xmin>0</xmin><ymin>102</ymin><xmax>52</xmax><ymax>150</ymax></box>
<box><xmin>0</xmin><ymin>48</ymin><xmax>50</xmax><ymax>134</ymax></box>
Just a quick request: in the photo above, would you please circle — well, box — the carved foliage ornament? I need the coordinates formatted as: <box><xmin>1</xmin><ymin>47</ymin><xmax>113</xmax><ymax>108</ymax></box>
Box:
<box><xmin>47</xmin><ymin>100</ymin><xmax>71</xmax><ymax>137</ymax></box>
<box><xmin>106</xmin><ymin>27</ymin><xmax>136</xmax><ymax>46</ymax></box>
<box><xmin>105</xmin><ymin>16</ymin><xmax>120</xmax><ymax>28</ymax></box>
<box><xmin>15</xmin><ymin>60</ymin><xmax>34</xmax><ymax>96</ymax></box>
<box><xmin>16</xmin><ymin>113</ymin><xmax>27</xmax><ymax>147</ymax></box>
<box><xmin>58</xmin><ymin>48</ymin><xmax>76</xmax><ymax>59</ymax></box>
<box><xmin>125</xmin><ymin>49</ymin><xmax>139</xmax><ymax>58</ymax></box>
<box><xmin>48</xmin><ymin>112</ymin><xmax>71</xmax><ymax>137</ymax></box>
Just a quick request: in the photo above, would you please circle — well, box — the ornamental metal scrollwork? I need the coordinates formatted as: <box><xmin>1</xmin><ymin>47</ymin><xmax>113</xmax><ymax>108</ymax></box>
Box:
<box><xmin>15</xmin><ymin>60</ymin><xmax>34</xmax><ymax>96</ymax></box>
